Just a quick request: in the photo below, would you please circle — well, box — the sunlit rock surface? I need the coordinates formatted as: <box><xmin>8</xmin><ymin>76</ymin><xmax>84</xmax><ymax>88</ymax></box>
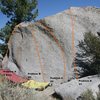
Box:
<box><xmin>2</xmin><ymin>7</ymin><xmax>100</xmax><ymax>85</ymax></box>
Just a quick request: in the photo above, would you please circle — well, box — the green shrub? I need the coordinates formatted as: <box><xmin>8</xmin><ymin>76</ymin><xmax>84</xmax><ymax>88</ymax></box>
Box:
<box><xmin>80</xmin><ymin>89</ymin><xmax>100</xmax><ymax>100</ymax></box>
<box><xmin>97</xmin><ymin>91</ymin><xmax>100</xmax><ymax>100</ymax></box>
<box><xmin>81</xmin><ymin>89</ymin><xmax>95</xmax><ymax>100</ymax></box>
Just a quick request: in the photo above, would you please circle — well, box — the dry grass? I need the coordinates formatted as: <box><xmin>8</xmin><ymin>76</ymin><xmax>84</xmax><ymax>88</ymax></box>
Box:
<box><xmin>0</xmin><ymin>75</ymin><xmax>59</xmax><ymax>100</ymax></box>
<box><xmin>0</xmin><ymin>75</ymin><xmax>36</xmax><ymax>100</ymax></box>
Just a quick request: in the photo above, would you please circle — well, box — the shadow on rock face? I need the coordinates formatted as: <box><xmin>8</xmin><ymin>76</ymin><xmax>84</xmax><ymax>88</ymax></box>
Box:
<box><xmin>51</xmin><ymin>92</ymin><xmax>63</xmax><ymax>100</ymax></box>
<box><xmin>0</xmin><ymin>54</ymin><xmax>3</xmax><ymax>68</ymax></box>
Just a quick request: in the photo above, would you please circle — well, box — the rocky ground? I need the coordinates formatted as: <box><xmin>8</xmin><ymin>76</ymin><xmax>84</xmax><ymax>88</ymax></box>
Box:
<box><xmin>0</xmin><ymin>75</ymin><xmax>99</xmax><ymax>100</ymax></box>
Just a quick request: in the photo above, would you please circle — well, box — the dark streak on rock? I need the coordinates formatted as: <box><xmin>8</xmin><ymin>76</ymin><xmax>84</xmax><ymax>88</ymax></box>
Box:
<box><xmin>36</xmin><ymin>20</ymin><xmax>65</xmax><ymax>52</ymax></box>
<box><xmin>18</xmin><ymin>27</ymin><xmax>23</xmax><ymax>39</ymax></box>
<box><xmin>11</xmin><ymin>46</ymin><xmax>22</xmax><ymax>71</ymax></box>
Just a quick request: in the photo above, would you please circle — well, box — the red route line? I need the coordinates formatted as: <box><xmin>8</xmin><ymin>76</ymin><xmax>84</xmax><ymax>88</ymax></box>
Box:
<box><xmin>36</xmin><ymin>30</ymin><xmax>52</xmax><ymax>81</ymax></box>
<box><xmin>69</xmin><ymin>9</ymin><xmax>79</xmax><ymax>79</ymax></box>
<box><xmin>37</xmin><ymin>22</ymin><xmax>67</xmax><ymax>81</ymax></box>
<box><xmin>39</xmin><ymin>27</ymin><xmax>67</xmax><ymax>82</ymax></box>
<box><xmin>31</xmin><ymin>31</ymin><xmax>46</xmax><ymax>82</ymax></box>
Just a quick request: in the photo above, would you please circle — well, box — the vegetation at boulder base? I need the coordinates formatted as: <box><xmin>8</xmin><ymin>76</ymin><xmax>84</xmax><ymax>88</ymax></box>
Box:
<box><xmin>80</xmin><ymin>89</ymin><xmax>100</xmax><ymax>100</ymax></box>
<box><xmin>0</xmin><ymin>0</ymin><xmax>38</xmax><ymax>56</ymax></box>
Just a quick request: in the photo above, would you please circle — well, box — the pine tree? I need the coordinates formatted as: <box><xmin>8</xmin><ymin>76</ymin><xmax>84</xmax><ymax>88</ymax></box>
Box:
<box><xmin>0</xmin><ymin>0</ymin><xmax>38</xmax><ymax>56</ymax></box>
<box><xmin>76</xmin><ymin>32</ymin><xmax>100</xmax><ymax>77</ymax></box>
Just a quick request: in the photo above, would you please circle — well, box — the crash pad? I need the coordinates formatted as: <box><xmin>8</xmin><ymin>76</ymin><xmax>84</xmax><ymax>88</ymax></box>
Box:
<box><xmin>22</xmin><ymin>80</ymin><xmax>49</xmax><ymax>89</ymax></box>
<box><xmin>0</xmin><ymin>69</ymin><xmax>28</xmax><ymax>83</ymax></box>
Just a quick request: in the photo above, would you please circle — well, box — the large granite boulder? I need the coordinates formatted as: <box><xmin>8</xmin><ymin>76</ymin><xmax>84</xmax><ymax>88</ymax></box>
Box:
<box><xmin>55</xmin><ymin>75</ymin><xmax>100</xmax><ymax>100</ymax></box>
<box><xmin>2</xmin><ymin>7</ymin><xmax>100</xmax><ymax>85</ymax></box>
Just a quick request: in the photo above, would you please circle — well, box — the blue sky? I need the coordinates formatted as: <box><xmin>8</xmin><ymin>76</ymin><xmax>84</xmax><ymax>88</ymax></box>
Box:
<box><xmin>0</xmin><ymin>0</ymin><xmax>100</xmax><ymax>29</ymax></box>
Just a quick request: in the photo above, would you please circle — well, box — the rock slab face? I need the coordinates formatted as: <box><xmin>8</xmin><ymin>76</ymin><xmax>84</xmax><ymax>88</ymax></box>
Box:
<box><xmin>2</xmin><ymin>7</ymin><xmax>100</xmax><ymax>84</ymax></box>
